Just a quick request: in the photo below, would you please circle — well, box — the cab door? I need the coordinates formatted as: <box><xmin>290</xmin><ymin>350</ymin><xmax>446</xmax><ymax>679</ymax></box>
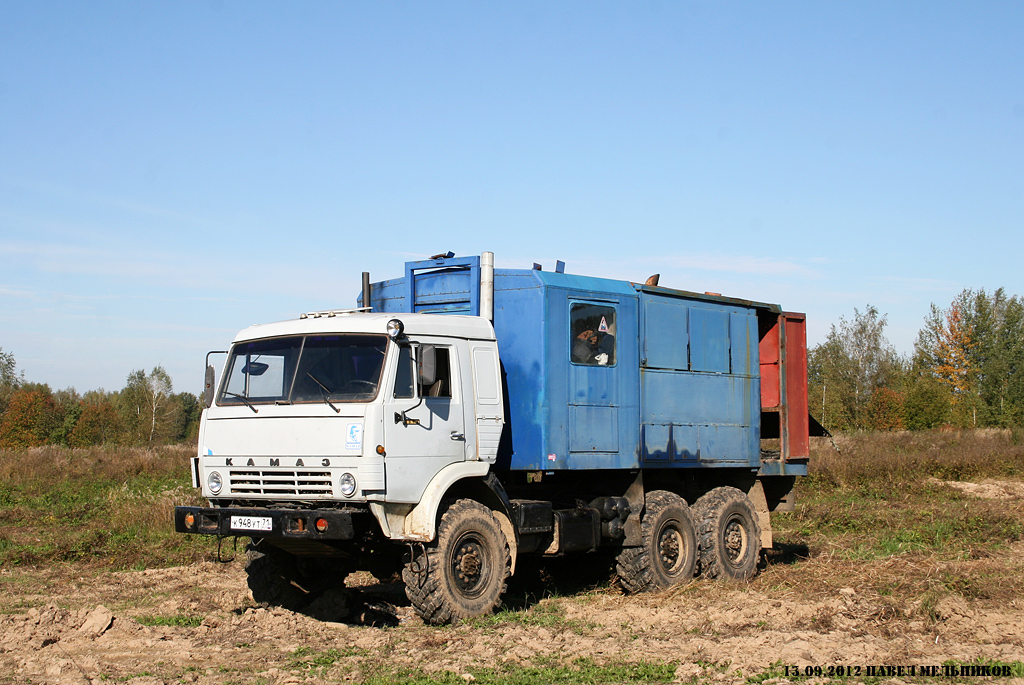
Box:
<box><xmin>382</xmin><ymin>339</ymin><xmax>467</xmax><ymax>503</ymax></box>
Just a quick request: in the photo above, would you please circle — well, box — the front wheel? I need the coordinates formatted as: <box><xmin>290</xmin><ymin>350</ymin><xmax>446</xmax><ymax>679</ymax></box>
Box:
<box><xmin>693</xmin><ymin>487</ymin><xmax>761</xmax><ymax>581</ymax></box>
<box><xmin>245</xmin><ymin>542</ymin><xmax>348</xmax><ymax>610</ymax></box>
<box><xmin>616</xmin><ymin>490</ymin><xmax>698</xmax><ymax>593</ymax></box>
<box><xmin>403</xmin><ymin>500</ymin><xmax>511</xmax><ymax>625</ymax></box>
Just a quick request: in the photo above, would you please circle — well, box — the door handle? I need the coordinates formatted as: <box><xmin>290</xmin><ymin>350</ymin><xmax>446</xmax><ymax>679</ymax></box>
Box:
<box><xmin>450</xmin><ymin>432</ymin><xmax>465</xmax><ymax>441</ymax></box>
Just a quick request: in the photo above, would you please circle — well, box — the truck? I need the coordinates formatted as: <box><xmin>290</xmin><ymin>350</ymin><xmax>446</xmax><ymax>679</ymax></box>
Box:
<box><xmin>175</xmin><ymin>252</ymin><xmax>814</xmax><ymax>624</ymax></box>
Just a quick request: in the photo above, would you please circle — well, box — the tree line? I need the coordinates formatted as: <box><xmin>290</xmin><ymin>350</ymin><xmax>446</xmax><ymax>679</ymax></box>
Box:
<box><xmin>0</xmin><ymin>353</ymin><xmax>200</xmax><ymax>449</ymax></box>
<box><xmin>1</xmin><ymin>285</ymin><xmax>1020</xmax><ymax>445</ymax></box>
<box><xmin>809</xmin><ymin>287</ymin><xmax>1024</xmax><ymax>432</ymax></box>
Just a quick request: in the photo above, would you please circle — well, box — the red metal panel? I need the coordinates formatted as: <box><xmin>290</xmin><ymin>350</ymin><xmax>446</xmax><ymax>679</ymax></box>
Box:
<box><xmin>783</xmin><ymin>313</ymin><xmax>809</xmax><ymax>459</ymax></box>
<box><xmin>759</xmin><ymin>321</ymin><xmax>781</xmax><ymax>408</ymax></box>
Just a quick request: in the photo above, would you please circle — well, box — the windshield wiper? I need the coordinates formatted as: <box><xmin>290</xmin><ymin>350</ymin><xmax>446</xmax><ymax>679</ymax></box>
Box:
<box><xmin>306</xmin><ymin>373</ymin><xmax>341</xmax><ymax>413</ymax></box>
<box><xmin>222</xmin><ymin>391</ymin><xmax>259</xmax><ymax>414</ymax></box>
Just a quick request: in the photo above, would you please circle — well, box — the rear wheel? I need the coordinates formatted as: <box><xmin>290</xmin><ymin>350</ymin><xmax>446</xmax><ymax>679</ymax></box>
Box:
<box><xmin>616</xmin><ymin>490</ymin><xmax>697</xmax><ymax>593</ymax></box>
<box><xmin>693</xmin><ymin>487</ymin><xmax>761</xmax><ymax>581</ymax></box>
<box><xmin>403</xmin><ymin>500</ymin><xmax>511</xmax><ymax>625</ymax></box>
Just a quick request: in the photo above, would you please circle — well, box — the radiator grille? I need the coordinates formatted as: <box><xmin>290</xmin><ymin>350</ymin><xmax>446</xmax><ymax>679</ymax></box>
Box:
<box><xmin>228</xmin><ymin>469</ymin><xmax>333</xmax><ymax>496</ymax></box>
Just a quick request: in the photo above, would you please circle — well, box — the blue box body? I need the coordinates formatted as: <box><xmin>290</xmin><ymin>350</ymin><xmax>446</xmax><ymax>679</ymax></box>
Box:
<box><xmin>368</xmin><ymin>257</ymin><xmax>781</xmax><ymax>473</ymax></box>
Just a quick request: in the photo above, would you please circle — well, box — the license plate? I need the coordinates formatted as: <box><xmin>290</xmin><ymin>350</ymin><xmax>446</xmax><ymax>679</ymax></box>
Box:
<box><xmin>230</xmin><ymin>516</ymin><xmax>272</xmax><ymax>532</ymax></box>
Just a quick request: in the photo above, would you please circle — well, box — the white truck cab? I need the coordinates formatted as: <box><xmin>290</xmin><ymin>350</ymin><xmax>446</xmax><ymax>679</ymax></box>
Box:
<box><xmin>194</xmin><ymin>311</ymin><xmax>503</xmax><ymax>536</ymax></box>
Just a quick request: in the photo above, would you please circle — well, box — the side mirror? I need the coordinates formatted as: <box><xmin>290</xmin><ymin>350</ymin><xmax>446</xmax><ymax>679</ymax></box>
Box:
<box><xmin>204</xmin><ymin>365</ymin><xmax>216</xmax><ymax>408</ymax></box>
<box><xmin>418</xmin><ymin>344</ymin><xmax>437</xmax><ymax>387</ymax></box>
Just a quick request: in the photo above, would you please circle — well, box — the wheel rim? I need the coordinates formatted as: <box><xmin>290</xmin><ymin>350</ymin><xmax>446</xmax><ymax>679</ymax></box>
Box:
<box><xmin>450</xmin><ymin>532</ymin><xmax>489</xmax><ymax>598</ymax></box>
<box><xmin>722</xmin><ymin>513</ymin><xmax>749</xmax><ymax>568</ymax></box>
<box><xmin>656</xmin><ymin>521</ymin><xmax>687</xmax><ymax>577</ymax></box>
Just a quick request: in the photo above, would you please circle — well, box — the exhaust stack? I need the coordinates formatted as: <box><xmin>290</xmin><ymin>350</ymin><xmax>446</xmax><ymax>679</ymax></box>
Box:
<box><xmin>480</xmin><ymin>252</ymin><xmax>494</xmax><ymax>322</ymax></box>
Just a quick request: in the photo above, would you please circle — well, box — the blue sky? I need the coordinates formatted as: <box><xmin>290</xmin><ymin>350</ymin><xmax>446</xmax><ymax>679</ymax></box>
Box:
<box><xmin>2</xmin><ymin>2</ymin><xmax>1022</xmax><ymax>394</ymax></box>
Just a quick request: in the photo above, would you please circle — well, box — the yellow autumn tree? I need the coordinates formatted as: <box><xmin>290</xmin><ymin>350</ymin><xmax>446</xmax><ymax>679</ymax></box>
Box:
<box><xmin>913</xmin><ymin>294</ymin><xmax>983</xmax><ymax>428</ymax></box>
<box><xmin>934</xmin><ymin>301</ymin><xmax>975</xmax><ymax>402</ymax></box>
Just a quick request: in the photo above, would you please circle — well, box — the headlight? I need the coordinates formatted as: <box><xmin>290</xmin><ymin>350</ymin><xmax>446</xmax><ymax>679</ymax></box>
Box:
<box><xmin>208</xmin><ymin>471</ymin><xmax>223</xmax><ymax>495</ymax></box>
<box><xmin>386</xmin><ymin>318</ymin><xmax>405</xmax><ymax>339</ymax></box>
<box><xmin>339</xmin><ymin>472</ymin><xmax>357</xmax><ymax>497</ymax></box>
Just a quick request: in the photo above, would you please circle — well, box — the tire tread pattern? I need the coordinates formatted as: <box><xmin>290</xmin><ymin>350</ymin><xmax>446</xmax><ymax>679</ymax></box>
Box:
<box><xmin>403</xmin><ymin>499</ymin><xmax>511</xmax><ymax>625</ymax></box>
<box><xmin>615</xmin><ymin>490</ymin><xmax>697</xmax><ymax>594</ymax></box>
<box><xmin>693</xmin><ymin>486</ymin><xmax>761</xmax><ymax>581</ymax></box>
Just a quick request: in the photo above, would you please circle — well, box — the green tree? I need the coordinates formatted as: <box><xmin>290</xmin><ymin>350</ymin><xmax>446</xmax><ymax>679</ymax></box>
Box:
<box><xmin>50</xmin><ymin>387</ymin><xmax>82</xmax><ymax>446</ymax></box>
<box><xmin>0</xmin><ymin>347</ymin><xmax>21</xmax><ymax>413</ymax></box>
<box><xmin>69</xmin><ymin>398</ymin><xmax>120</xmax><ymax>446</ymax></box>
<box><xmin>915</xmin><ymin>288</ymin><xmax>1024</xmax><ymax>428</ymax></box>
<box><xmin>903</xmin><ymin>375</ymin><xmax>950</xmax><ymax>430</ymax></box>
<box><xmin>808</xmin><ymin>305</ymin><xmax>904</xmax><ymax>431</ymax></box>
<box><xmin>169</xmin><ymin>391</ymin><xmax>202</xmax><ymax>443</ymax></box>
<box><xmin>119</xmin><ymin>367</ymin><xmax>175</xmax><ymax>445</ymax></box>
<box><xmin>963</xmin><ymin>289</ymin><xmax>1024</xmax><ymax>426</ymax></box>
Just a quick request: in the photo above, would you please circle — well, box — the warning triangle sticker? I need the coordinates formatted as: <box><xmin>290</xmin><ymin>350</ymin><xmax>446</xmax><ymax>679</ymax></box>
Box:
<box><xmin>598</xmin><ymin>316</ymin><xmax>609</xmax><ymax>333</ymax></box>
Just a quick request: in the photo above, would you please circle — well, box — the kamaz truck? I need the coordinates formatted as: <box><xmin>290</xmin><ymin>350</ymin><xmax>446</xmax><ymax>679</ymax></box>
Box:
<box><xmin>175</xmin><ymin>252</ymin><xmax>813</xmax><ymax>624</ymax></box>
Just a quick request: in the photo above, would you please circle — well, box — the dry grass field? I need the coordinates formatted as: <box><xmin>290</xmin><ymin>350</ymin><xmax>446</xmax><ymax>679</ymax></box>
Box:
<box><xmin>1</xmin><ymin>432</ymin><xmax>1023</xmax><ymax>684</ymax></box>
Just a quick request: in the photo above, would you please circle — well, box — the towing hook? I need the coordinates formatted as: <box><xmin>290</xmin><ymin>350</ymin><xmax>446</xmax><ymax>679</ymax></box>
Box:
<box><xmin>216</xmin><ymin>535</ymin><xmax>238</xmax><ymax>564</ymax></box>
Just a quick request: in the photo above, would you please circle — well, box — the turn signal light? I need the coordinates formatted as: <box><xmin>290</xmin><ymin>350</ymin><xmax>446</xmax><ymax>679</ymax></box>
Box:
<box><xmin>184</xmin><ymin>513</ymin><xmax>195</xmax><ymax>530</ymax></box>
<box><xmin>315</xmin><ymin>518</ymin><xmax>329</xmax><ymax>533</ymax></box>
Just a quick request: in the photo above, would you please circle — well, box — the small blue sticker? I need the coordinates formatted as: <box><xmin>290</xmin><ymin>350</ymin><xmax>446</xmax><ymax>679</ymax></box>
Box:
<box><xmin>346</xmin><ymin>423</ymin><xmax>363</xmax><ymax>450</ymax></box>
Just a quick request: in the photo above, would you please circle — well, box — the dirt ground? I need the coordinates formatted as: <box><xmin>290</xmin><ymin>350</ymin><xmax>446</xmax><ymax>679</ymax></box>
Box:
<box><xmin>4</xmin><ymin>475</ymin><xmax>1024</xmax><ymax>685</ymax></box>
<box><xmin>2</xmin><ymin>540</ymin><xmax>1023</xmax><ymax>685</ymax></box>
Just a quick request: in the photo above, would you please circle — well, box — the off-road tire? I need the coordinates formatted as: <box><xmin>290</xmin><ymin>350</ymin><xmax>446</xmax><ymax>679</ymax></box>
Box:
<box><xmin>403</xmin><ymin>499</ymin><xmax>511</xmax><ymax>625</ymax></box>
<box><xmin>615</xmin><ymin>490</ymin><xmax>697</xmax><ymax>593</ymax></box>
<box><xmin>245</xmin><ymin>543</ymin><xmax>310</xmax><ymax>610</ymax></box>
<box><xmin>693</xmin><ymin>487</ymin><xmax>761</xmax><ymax>581</ymax></box>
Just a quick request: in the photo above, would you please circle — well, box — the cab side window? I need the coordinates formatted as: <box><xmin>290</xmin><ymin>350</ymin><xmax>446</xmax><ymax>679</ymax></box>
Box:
<box><xmin>423</xmin><ymin>347</ymin><xmax>452</xmax><ymax>398</ymax></box>
<box><xmin>570</xmin><ymin>303</ymin><xmax>616</xmax><ymax>366</ymax></box>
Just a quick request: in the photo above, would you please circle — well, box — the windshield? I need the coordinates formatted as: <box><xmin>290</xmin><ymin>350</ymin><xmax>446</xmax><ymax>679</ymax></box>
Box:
<box><xmin>219</xmin><ymin>334</ymin><xmax>388</xmax><ymax>406</ymax></box>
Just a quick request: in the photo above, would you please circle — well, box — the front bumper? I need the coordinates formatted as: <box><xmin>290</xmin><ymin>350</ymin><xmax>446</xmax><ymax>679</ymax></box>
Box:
<box><xmin>174</xmin><ymin>505</ymin><xmax>361</xmax><ymax>540</ymax></box>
